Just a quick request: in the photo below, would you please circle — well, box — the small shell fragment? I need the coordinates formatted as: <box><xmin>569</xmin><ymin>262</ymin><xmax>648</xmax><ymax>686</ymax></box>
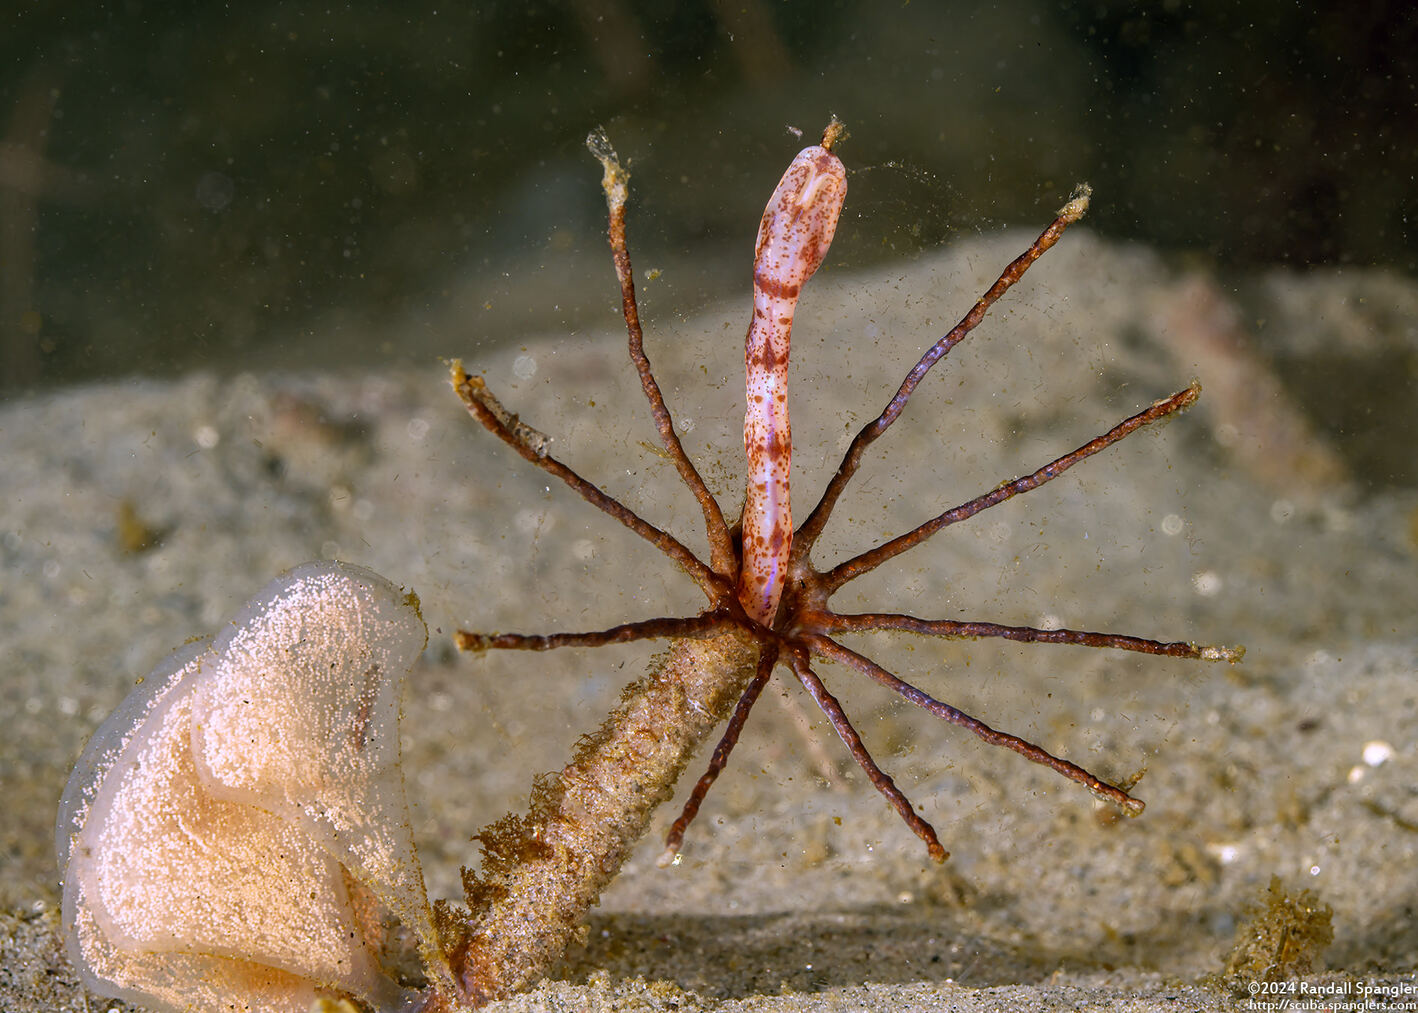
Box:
<box><xmin>1362</xmin><ymin>740</ymin><xmax>1394</xmax><ymax>767</ymax></box>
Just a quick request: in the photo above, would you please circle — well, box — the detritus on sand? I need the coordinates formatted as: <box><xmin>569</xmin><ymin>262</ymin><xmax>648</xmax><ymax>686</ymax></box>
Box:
<box><xmin>4</xmin><ymin>233</ymin><xmax>1417</xmax><ymax>1009</ymax></box>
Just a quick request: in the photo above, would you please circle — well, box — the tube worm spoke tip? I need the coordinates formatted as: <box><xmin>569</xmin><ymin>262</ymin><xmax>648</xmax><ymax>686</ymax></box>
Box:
<box><xmin>820</xmin><ymin>116</ymin><xmax>848</xmax><ymax>151</ymax></box>
<box><xmin>454</xmin><ymin>631</ymin><xmax>490</xmax><ymax>652</ymax></box>
<box><xmin>1201</xmin><ymin>644</ymin><xmax>1246</xmax><ymax>663</ymax></box>
<box><xmin>1105</xmin><ymin>794</ymin><xmax>1148</xmax><ymax>817</ymax></box>
<box><xmin>1059</xmin><ymin>183</ymin><xmax>1092</xmax><ymax>221</ymax></box>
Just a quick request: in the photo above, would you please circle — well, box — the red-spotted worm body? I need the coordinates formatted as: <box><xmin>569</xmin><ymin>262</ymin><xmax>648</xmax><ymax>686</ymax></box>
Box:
<box><xmin>737</xmin><ymin>141</ymin><xmax>848</xmax><ymax>625</ymax></box>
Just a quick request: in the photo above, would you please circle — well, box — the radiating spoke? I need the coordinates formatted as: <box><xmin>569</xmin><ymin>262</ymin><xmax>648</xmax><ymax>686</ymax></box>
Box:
<box><xmin>661</xmin><ymin>646</ymin><xmax>779</xmax><ymax>862</ymax></box>
<box><xmin>587</xmin><ymin>129</ymin><xmax>736</xmax><ymax>575</ymax></box>
<box><xmin>804</xmin><ymin>633</ymin><xmax>1145</xmax><ymax>815</ymax></box>
<box><xmin>794</xmin><ymin>188</ymin><xmax>1093</xmax><ymax>562</ymax></box>
<box><xmin>450</xmin><ymin>362</ymin><xmax>720</xmax><ymax>596</ymax></box>
<box><xmin>825</xmin><ymin>383</ymin><xmax>1201</xmax><ymax>591</ymax></box>
<box><xmin>787</xmin><ymin>650</ymin><xmax>948</xmax><ymax>861</ymax></box>
<box><xmin>818</xmin><ymin>612</ymin><xmax>1243</xmax><ymax>663</ymax></box>
<box><xmin>456</xmin><ymin>612</ymin><xmax>737</xmax><ymax>653</ymax></box>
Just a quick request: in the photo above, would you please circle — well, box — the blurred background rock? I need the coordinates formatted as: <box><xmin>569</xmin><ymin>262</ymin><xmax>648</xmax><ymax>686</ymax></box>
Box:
<box><xmin>1</xmin><ymin>0</ymin><xmax>1413</xmax><ymax>391</ymax></box>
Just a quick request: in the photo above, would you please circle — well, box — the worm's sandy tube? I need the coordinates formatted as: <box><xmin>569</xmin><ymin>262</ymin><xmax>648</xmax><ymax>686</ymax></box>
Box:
<box><xmin>738</xmin><ymin>143</ymin><xmax>847</xmax><ymax>624</ymax></box>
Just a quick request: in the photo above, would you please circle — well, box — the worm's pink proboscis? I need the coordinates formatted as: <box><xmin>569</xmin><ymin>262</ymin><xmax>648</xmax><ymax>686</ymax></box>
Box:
<box><xmin>738</xmin><ymin>141</ymin><xmax>847</xmax><ymax>624</ymax></box>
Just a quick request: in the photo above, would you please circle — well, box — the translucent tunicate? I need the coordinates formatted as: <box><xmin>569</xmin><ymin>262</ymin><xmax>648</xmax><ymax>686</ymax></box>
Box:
<box><xmin>57</xmin><ymin>562</ymin><xmax>446</xmax><ymax>1013</ymax></box>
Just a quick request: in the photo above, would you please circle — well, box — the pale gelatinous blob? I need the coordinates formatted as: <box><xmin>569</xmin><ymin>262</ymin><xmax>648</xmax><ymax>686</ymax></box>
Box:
<box><xmin>57</xmin><ymin>561</ymin><xmax>442</xmax><ymax>1013</ymax></box>
<box><xmin>190</xmin><ymin>562</ymin><xmax>444</xmax><ymax>981</ymax></box>
<box><xmin>738</xmin><ymin>142</ymin><xmax>847</xmax><ymax>624</ymax></box>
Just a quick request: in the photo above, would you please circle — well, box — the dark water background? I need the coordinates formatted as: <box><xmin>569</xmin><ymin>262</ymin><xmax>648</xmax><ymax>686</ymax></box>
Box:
<box><xmin>1</xmin><ymin>0</ymin><xmax>1413</xmax><ymax>391</ymax></box>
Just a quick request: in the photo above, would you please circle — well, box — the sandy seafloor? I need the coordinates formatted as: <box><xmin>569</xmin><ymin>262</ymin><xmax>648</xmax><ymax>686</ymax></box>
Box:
<box><xmin>3</xmin><ymin>229</ymin><xmax>1417</xmax><ymax>1012</ymax></box>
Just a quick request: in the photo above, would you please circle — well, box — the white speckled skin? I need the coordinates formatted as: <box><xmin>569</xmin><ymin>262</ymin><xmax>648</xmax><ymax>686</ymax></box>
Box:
<box><xmin>738</xmin><ymin>144</ymin><xmax>847</xmax><ymax>625</ymax></box>
<box><xmin>56</xmin><ymin>561</ymin><xmax>443</xmax><ymax>1013</ymax></box>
